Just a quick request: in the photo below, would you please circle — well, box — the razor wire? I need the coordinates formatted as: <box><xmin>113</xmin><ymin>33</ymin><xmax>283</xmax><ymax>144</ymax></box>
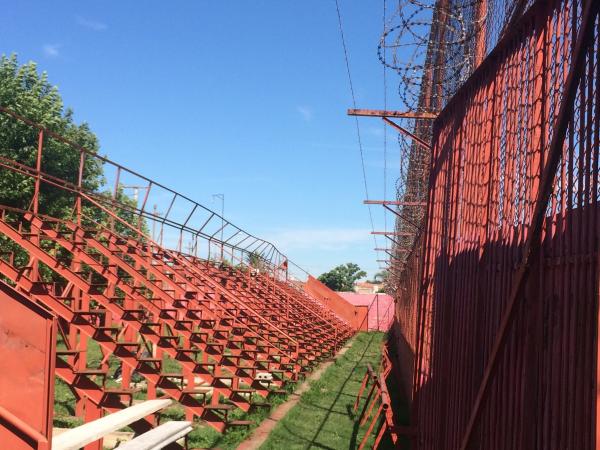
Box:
<box><xmin>379</xmin><ymin>0</ymin><xmax>528</xmax><ymax>290</ymax></box>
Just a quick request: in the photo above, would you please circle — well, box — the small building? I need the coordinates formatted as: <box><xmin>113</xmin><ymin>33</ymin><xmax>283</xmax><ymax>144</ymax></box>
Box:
<box><xmin>338</xmin><ymin>292</ymin><xmax>394</xmax><ymax>331</ymax></box>
<box><xmin>353</xmin><ymin>281</ymin><xmax>383</xmax><ymax>294</ymax></box>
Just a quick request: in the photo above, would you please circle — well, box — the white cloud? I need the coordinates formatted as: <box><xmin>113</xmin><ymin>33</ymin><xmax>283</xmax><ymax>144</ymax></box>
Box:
<box><xmin>42</xmin><ymin>44</ymin><xmax>60</xmax><ymax>58</ymax></box>
<box><xmin>270</xmin><ymin>227</ymin><xmax>371</xmax><ymax>251</ymax></box>
<box><xmin>296</xmin><ymin>106</ymin><xmax>313</xmax><ymax>122</ymax></box>
<box><xmin>76</xmin><ymin>16</ymin><xmax>108</xmax><ymax>31</ymax></box>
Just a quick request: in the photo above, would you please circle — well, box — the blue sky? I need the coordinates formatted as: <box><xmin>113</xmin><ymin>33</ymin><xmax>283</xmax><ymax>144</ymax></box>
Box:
<box><xmin>1</xmin><ymin>1</ymin><xmax>404</xmax><ymax>278</ymax></box>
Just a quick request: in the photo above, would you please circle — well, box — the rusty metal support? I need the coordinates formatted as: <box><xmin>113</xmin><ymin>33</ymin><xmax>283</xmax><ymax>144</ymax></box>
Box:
<box><xmin>382</xmin><ymin>205</ymin><xmax>422</xmax><ymax>229</ymax></box>
<box><xmin>383</xmin><ymin>250</ymin><xmax>405</xmax><ymax>260</ymax></box>
<box><xmin>354</xmin><ymin>359</ymin><xmax>405</xmax><ymax>449</ymax></box>
<box><xmin>364</xmin><ymin>200</ymin><xmax>427</xmax><ymax>206</ymax></box>
<box><xmin>347</xmin><ymin>108</ymin><xmax>436</xmax><ymax>119</ymax></box>
<box><xmin>371</xmin><ymin>231</ymin><xmax>414</xmax><ymax>236</ymax></box>
<box><xmin>32</xmin><ymin>129</ymin><xmax>44</xmax><ymax>214</ymax></box>
<box><xmin>382</xmin><ymin>117</ymin><xmax>431</xmax><ymax>152</ymax></box>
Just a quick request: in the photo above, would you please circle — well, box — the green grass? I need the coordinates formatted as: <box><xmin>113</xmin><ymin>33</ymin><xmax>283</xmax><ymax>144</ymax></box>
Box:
<box><xmin>54</xmin><ymin>378</ymin><xmax>79</xmax><ymax>424</ymax></box>
<box><xmin>52</xmin><ymin>335</ymin><xmax>296</xmax><ymax>449</ymax></box>
<box><xmin>185</xmin><ymin>389</ymin><xmax>292</xmax><ymax>449</ymax></box>
<box><xmin>54</xmin><ymin>337</ymin><xmax>121</xmax><ymax>427</ymax></box>
<box><xmin>52</xmin><ymin>332</ymin><xmax>408</xmax><ymax>450</ymax></box>
<box><xmin>259</xmin><ymin>331</ymin><xmax>401</xmax><ymax>450</ymax></box>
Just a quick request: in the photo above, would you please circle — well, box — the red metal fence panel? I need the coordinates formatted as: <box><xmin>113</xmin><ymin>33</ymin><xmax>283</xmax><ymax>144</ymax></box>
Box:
<box><xmin>0</xmin><ymin>280</ymin><xmax>55</xmax><ymax>449</ymax></box>
<box><xmin>399</xmin><ymin>0</ymin><xmax>600</xmax><ymax>448</ymax></box>
<box><xmin>389</xmin><ymin>232</ymin><xmax>424</xmax><ymax>400</ymax></box>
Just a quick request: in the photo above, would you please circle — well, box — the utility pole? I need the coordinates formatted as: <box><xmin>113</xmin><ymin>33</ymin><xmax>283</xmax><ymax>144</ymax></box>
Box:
<box><xmin>212</xmin><ymin>194</ymin><xmax>224</xmax><ymax>261</ymax></box>
<box><xmin>121</xmin><ymin>184</ymin><xmax>148</xmax><ymax>203</ymax></box>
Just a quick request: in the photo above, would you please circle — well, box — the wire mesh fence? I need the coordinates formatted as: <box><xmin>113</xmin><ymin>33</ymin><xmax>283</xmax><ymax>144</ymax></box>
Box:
<box><xmin>390</xmin><ymin>0</ymin><xmax>600</xmax><ymax>447</ymax></box>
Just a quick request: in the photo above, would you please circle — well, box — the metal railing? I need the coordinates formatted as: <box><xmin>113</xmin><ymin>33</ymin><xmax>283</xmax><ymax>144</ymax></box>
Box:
<box><xmin>0</xmin><ymin>106</ymin><xmax>305</xmax><ymax>279</ymax></box>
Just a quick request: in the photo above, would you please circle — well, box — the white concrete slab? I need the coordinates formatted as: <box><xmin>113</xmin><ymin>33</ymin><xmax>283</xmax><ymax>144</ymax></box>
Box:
<box><xmin>52</xmin><ymin>399</ymin><xmax>173</xmax><ymax>450</ymax></box>
<box><xmin>116</xmin><ymin>421</ymin><xmax>193</xmax><ymax>450</ymax></box>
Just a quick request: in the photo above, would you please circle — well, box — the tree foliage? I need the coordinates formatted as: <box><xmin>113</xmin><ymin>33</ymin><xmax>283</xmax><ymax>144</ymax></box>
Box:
<box><xmin>89</xmin><ymin>187</ymin><xmax>149</xmax><ymax>237</ymax></box>
<box><xmin>0</xmin><ymin>54</ymin><xmax>104</xmax><ymax>218</ymax></box>
<box><xmin>246</xmin><ymin>251</ymin><xmax>268</xmax><ymax>272</ymax></box>
<box><xmin>0</xmin><ymin>55</ymin><xmax>150</xmax><ymax>278</ymax></box>
<box><xmin>368</xmin><ymin>271</ymin><xmax>389</xmax><ymax>293</ymax></box>
<box><xmin>0</xmin><ymin>55</ymin><xmax>148</xmax><ymax>233</ymax></box>
<box><xmin>318</xmin><ymin>263</ymin><xmax>367</xmax><ymax>292</ymax></box>
<box><xmin>369</xmin><ymin>270</ymin><xmax>388</xmax><ymax>283</ymax></box>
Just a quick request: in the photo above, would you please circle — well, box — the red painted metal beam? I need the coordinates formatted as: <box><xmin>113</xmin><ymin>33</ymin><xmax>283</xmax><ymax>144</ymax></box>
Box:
<box><xmin>347</xmin><ymin>108</ymin><xmax>436</xmax><ymax>119</ymax></box>
<box><xmin>364</xmin><ymin>200</ymin><xmax>427</xmax><ymax>206</ymax></box>
<box><xmin>371</xmin><ymin>231</ymin><xmax>414</xmax><ymax>236</ymax></box>
<box><xmin>382</xmin><ymin>117</ymin><xmax>431</xmax><ymax>152</ymax></box>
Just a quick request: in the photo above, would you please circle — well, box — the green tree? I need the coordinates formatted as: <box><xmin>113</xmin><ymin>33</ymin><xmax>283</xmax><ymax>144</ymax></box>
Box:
<box><xmin>369</xmin><ymin>270</ymin><xmax>388</xmax><ymax>283</ymax></box>
<box><xmin>246</xmin><ymin>251</ymin><xmax>268</xmax><ymax>272</ymax></box>
<box><xmin>318</xmin><ymin>263</ymin><xmax>367</xmax><ymax>292</ymax></box>
<box><xmin>88</xmin><ymin>186</ymin><xmax>149</xmax><ymax>237</ymax></box>
<box><xmin>0</xmin><ymin>54</ymin><xmax>104</xmax><ymax>218</ymax></box>
<box><xmin>0</xmin><ymin>55</ymin><xmax>147</xmax><ymax>232</ymax></box>
<box><xmin>0</xmin><ymin>55</ymin><xmax>148</xmax><ymax>278</ymax></box>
